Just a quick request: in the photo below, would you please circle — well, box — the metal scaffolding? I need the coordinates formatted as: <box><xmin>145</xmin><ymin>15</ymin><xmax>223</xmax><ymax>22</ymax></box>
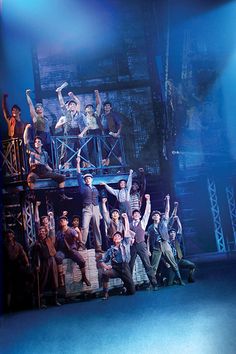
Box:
<box><xmin>1</xmin><ymin>135</ymin><xmax>127</xmax><ymax>183</ymax></box>
<box><xmin>225</xmin><ymin>185</ymin><xmax>236</xmax><ymax>251</ymax></box>
<box><xmin>1</xmin><ymin>138</ymin><xmax>27</xmax><ymax>180</ymax></box>
<box><xmin>207</xmin><ymin>178</ymin><xmax>226</xmax><ymax>252</ymax></box>
<box><xmin>22</xmin><ymin>194</ymin><xmax>36</xmax><ymax>249</ymax></box>
<box><xmin>51</xmin><ymin>135</ymin><xmax>126</xmax><ymax>174</ymax></box>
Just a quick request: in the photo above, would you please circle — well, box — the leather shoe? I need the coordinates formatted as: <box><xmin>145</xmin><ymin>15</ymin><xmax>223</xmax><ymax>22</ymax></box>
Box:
<box><xmin>179</xmin><ymin>279</ymin><xmax>185</xmax><ymax>286</ymax></box>
<box><xmin>82</xmin><ymin>277</ymin><xmax>91</xmax><ymax>287</ymax></box>
<box><xmin>60</xmin><ymin>194</ymin><xmax>73</xmax><ymax>201</ymax></box>
<box><xmin>95</xmin><ymin>248</ymin><xmax>104</xmax><ymax>253</ymax></box>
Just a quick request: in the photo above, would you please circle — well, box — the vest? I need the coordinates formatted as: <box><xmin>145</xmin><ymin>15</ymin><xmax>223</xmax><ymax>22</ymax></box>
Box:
<box><xmin>130</xmin><ymin>222</ymin><xmax>145</xmax><ymax>243</ymax></box>
<box><xmin>173</xmin><ymin>239</ymin><xmax>183</xmax><ymax>260</ymax></box>
<box><xmin>45</xmin><ymin>237</ymin><xmax>56</xmax><ymax>257</ymax></box>
<box><xmin>83</xmin><ymin>185</ymin><xmax>99</xmax><ymax>206</ymax></box>
<box><xmin>107</xmin><ymin>220</ymin><xmax>124</xmax><ymax>239</ymax></box>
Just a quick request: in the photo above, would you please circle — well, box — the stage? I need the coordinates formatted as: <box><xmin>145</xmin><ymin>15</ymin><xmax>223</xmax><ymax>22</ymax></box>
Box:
<box><xmin>1</xmin><ymin>253</ymin><xmax>236</xmax><ymax>354</ymax></box>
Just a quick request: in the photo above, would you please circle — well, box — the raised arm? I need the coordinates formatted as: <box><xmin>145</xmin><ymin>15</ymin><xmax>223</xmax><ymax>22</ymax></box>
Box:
<box><xmin>168</xmin><ymin>201</ymin><xmax>179</xmax><ymax>228</ymax></box>
<box><xmin>48</xmin><ymin>211</ymin><xmax>56</xmax><ymax>233</ymax></box>
<box><xmin>122</xmin><ymin>213</ymin><xmax>135</xmax><ymax>240</ymax></box>
<box><xmin>26</xmin><ymin>89</ymin><xmax>37</xmax><ymax>122</ymax></box>
<box><xmin>77</xmin><ymin>152</ymin><xmax>87</xmax><ymax>194</ymax></box>
<box><xmin>164</xmin><ymin>194</ymin><xmax>170</xmax><ymax>219</ymax></box>
<box><xmin>126</xmin><ymin>169</ymin><xmax>133</xmax><ymax>194</ymax></box>
<box><xmin>100</xmin><ymin>182</ymin><xmax>119</xmax><ymax>199</ymax></box>
<box><xmin>56</xmin><ymin>82</ymin><xmax>68</xmax><ymax>109</ymax></box>
<box><xmin>141</xmin><ymin>194</ymin><xmax>151</xmax><ymax>230</ymax></box>
<box><xmin>175</xmin><ymin>215</ymin><xmax>183</xmax><ymax>235</ymax></box>
<box><xmin>23</xmin><ymin>123</ymin><xmax>32</xmax><ymax>147</ymax></box>
<box><xmin>2</xmin><ymin>94</ymin><xmax>10</xmax><ymax>125</ymax></box>
<box><xmin>101</xmin><ymin>197</ymin><xmax>111</xmax><ymax>226</ymax></box>
<box><xmin>95</xmin><ymin>90</ymin><xmax>102</xmax><ymax>116</ymax></box>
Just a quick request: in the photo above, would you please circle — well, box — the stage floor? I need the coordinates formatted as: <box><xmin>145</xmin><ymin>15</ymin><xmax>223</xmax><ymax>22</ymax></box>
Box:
<box><xmin>1</xmin><ymin>253</ymin><xmax>236</xmax><ymax>354</ymax></box>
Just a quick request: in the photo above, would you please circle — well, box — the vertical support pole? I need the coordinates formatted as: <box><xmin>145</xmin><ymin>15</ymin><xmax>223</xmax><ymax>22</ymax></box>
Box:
<box><xmin>207</xmin><ymin>178</ymin><xmax>226</xmax><ymax>252</ymax></box>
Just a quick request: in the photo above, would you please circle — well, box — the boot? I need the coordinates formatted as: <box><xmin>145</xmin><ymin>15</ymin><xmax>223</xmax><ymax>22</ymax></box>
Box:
<box><xmin>40</xmin><ymin>295</ymin><xmax>47</xmax><ymax>309</ymax></box>
<box><xmin>188</xmin><ymin>268</ymin><xmax>196</xmax><ymax>283</ymax></box>
<box><xmin>95</xmin><ymin>247</ymin><xmax>104</xmax><ymax>253</ymax></box>
<box><xmin>58</xmin><ymin>264</ymin><xmax>65</xmax><ymax>287</ymax></box>
<box><xmin>53</xmin><ymin>293</ymin><xmax>61</xmax><ymax>307</ymax></box>
<box><xmin>81</xmin><ymin>267</ymin><xmax>91</xmax><ymax>286</ymax></box>
<box><xmin>102</xmin><ymin>285</ymin><xmax>109</xmax><ymax>300</ymax></box>
<box><xmin>177</xmin><ymin>277</ymin><xmax>185</xmax><ymax>286</ymax></box>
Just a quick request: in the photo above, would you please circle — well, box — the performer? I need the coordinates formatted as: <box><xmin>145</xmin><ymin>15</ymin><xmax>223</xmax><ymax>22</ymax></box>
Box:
<box><xmin>130</xmin><ymin>168</ymin><xmax>146</xmax><ymax>213</ymax></box>
<box><xmin>98</xmin><ymin>95</ymin><xmax>123</xmax><ymax>166</ymax></box>
<box><xmin>168</xmin><ymin>216</ymin><xmax>196</xmax><ymax>284</ymax></box>
<box><xmin>55</xmin><ymin>84</ymin><xmax>90</xmax><ymax>167</ymax></box>
<box><xmin>26</xmin><ymin>89</ymin><xmax>51</xmax><ymax>153</ymax></box>
<box><xmin>34</xmin><ymin>200</ymin><xmax>56</xmax><ymax>243</ymax></box>
<box><xmin>81</xmin><ymin>90</ymin><xmax>103</xmax><ymax>136</ymax></box>
<box><xmin>101</xmin><ymin>197</ymin><xmax>125</xmax><ymax>245</ymax></box>
<box><xmin>100</xmin><ymin>169</ymin><xmax>133</xmax><ymax>219</ymax></box>
<box><xmin>27</xmin><ymin>136</ymin><xmax>71</xmax><ymax>200</ymax></box>
<box><xmin>147</xmin><ymin>195</ymin><xmax>185</xmax><ymax>286</ymax></box>
<box><xmin>32</xmin><ymin>226</ymin><xmax>61</xmax><ymax>309</ymax></box>
<box><xmin>3</xmin><ymin>229</ymin><xmax>31</xmax><ymax>311</ymax></box>
<box><xmin>76</xmin><ymin>154</ymin><xmax>103</xmax><ymax>252</ymax></box>
<box><xmin>79</xmin><ymin>90</ymin><xmax>103</xmax><ymax>166</ymax></box>
<box><xmin>55</xmin><ymin>215</ymin><xmax>91</xmax><ymax>286</ymax></box>
<box><xmin>99</xmin><ymin>213</ymin><xmax>135</xmax><ymax>300</ymax></box>
<box><xmin>2</xmin><ymin>93</ymin><xmax>25</xmax><ymax>139</ymax></box>
<box><xmin>129</xmin><ymin>194</ymin><xmax>158</xmax><ymax>290</ymax></box>
<box><xmin>71</xmin><ymin>215</ymin><xmax>86</xmax><ymax>250</ymax></box>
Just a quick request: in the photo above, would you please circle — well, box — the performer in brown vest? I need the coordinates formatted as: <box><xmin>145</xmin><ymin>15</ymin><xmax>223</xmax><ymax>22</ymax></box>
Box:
<box><xmin>32</xmin><ymin>226</ymin><xmax>61</xmax><ymax>309</ymax></box>
<box><xmin>101</xmin><ymin>197</ymin><xmax>125</xmax><ymax>246</ymax></box>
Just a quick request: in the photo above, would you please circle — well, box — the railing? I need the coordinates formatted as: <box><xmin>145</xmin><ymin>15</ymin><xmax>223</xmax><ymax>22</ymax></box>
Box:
<box><xmin>51</xmin><ymin>134</ymin><xmax>127</xmax><ymax>175</ymax></box>
<box><xmin>1</xmin><ymin>138</ymin><xmax>28</xmax><ymax>181</ymax></box>
<box><xmin>1</xmin><ymin>135</ymin><xmax>127</xmax><ymax>182</ymax></box>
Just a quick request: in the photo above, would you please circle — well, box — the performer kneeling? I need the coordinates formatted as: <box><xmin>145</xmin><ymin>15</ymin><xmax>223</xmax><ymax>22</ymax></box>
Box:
<box><xmin>99</xmin><ymin>213</ymin><xmax>135</xmax><ymax>300</ymax></box>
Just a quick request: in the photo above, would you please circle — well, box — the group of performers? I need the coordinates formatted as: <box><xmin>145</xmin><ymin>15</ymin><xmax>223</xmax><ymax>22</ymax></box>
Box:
<box><xmin>2</xmin><ymin>88</ymin><xmax>196</xmax><ymax>311</ymax></box>
<box><xmin>2</xmin><ymin>83</ymin><xmax>123</xmax><ymax>173</ymax></box>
